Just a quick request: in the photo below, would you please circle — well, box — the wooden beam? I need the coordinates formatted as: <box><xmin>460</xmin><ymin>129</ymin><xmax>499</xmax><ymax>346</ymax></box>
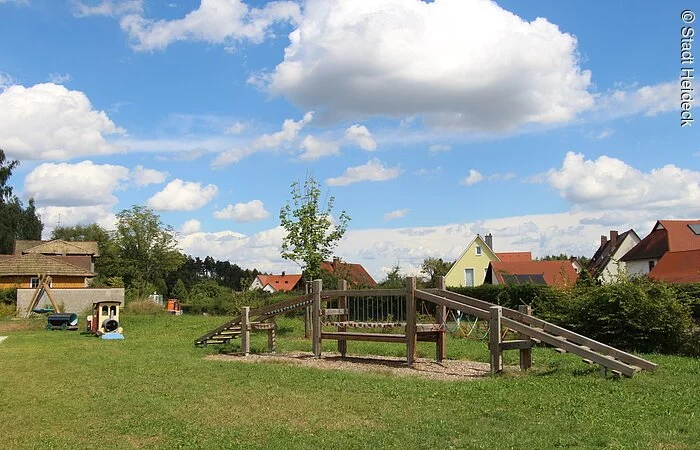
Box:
<box><xmin>321</xmin><ymin>332</ymin><xmax>406</xmax><ymax>343</ymax></box>
<box><xmin>321</xmin><ymin>308</ymin><xmax>349</xmax><ymax>316</ymax></box>
<box><xmin>337</xmin><ymin>279</ymin><xmax>348</xmax><ymax>357</ymax></box>
<box><xmin>312</xmin><ymin>279</ymin><xmax>322</xmax><ymax>358</ymax></box>
<box><xmin>268</xmin><ymin>317</ymin><xmax>276</xmax><ymax>353</ymax></box>
<box><xmin>517</xmin><ymin>305</ymin><xmax>533</xmax><ymax>370</ymax></box>
<box><xmin>414</xmin><ymin>290</ymin><xmax>489</xmax><ymax>319</ymax></box>
<box><xmin>406</xmin><ymin>277</ymin><xmax>417</xmax><ymax>366</ymax></box>
<box><xmin>489</xmin><ymin>306</ymin><xmax>503</xmax><ymax>373</ymax></box>
<box><xmin>435</xmin><ymin>276</ymin><xmax>447</xmax><ymax>362</ymax></box>
<box><xmin>240</xmin><ymin>306</ymin><xmax>250</xmax><ymax>356</ymax></box>
<box><xmin>322</xmin><ymin>289</ymin><xmax>407</xmax><ymax>298</ymax></box>
<box><xmin>500</xmin><ymin>339</ymin><xmax>533</xmax><ymax>351</ymax></box>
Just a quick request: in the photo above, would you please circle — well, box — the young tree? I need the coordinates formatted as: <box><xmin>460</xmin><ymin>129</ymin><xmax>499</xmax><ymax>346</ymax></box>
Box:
<box><xmin>113</xmin><ymin>205</ymin><xmax>184</xmax><ymax>288</ymax></box>
<box><xmin>421</xmin><ymin>257</ymin><xmax>453</xmax><ymax>287</ymax></box>
<box><xmin>0</xmin><ymin>150</ymin><xmax>43</xmax><ymax>253</ymax></box>
<box><xmin>279</xmin><ymin>175</ymin><xmax>350</xmax><ymax>280</ymax></box>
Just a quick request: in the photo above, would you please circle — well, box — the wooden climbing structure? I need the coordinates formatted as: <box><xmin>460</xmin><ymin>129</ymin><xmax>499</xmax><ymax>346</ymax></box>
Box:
<box><xmin>195</xmin><ymin>277</ymin><xmax>657</xmax><ymax>378</ymax></box>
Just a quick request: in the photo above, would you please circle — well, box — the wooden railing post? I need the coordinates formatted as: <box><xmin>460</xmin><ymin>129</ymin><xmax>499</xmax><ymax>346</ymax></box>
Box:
<box><xmin>406</xmin><ymin>276</ymin><xmax>417</xmax><ymax>366</ymax></box>
<box><xmin>517</xmin><ymin>305</ymin><xmax>533</xmax><ymax>370</ymax></box>
<box><xmin>337</xmin><ymin>279</ymin><xmax>348</xmax><ymax>357</ymax></box>
<box><xmin>489</xmin><ymin>306</ymin><xmax>502</xmax><ymax>373</ymax></box>
<box><xmin>268</xmin><ymin>317</ymin><xmax>277</xmax><ymax>353</ymax></box>
<box><xmin>304</xmin><ymin>281</ymin><xmax>311</xmax><ymax>338</ymax></box>
<box><xmin>435</xmin><ymin>276</ymin><xmax>447</xmax><ymax>362</ymax></box>
<box><xmin>241</xmin><ymin>306</ymin><xmax>250</xmax><ymax>356</ymax></box>
<box><xmin>312</xmin><ymin>279</ymin><xmax>322</xmax><ymax>358</ymax></box>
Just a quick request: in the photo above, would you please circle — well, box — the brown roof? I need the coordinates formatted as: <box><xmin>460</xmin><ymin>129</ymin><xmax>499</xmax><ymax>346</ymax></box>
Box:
<box><xmin>0</xmin><ymin>253</ymin><xmax>95</xmax><ymax>277</ymax></box>
<box><xmin>488</xmin><ymin>260</ymin><xmax>578</xmax><ymax>288</ymax></box>
<box><xmin>321</xmin><ymin>259</ymin><xmax>377</xmax><ymax>286</ymax></box>
<box><xmin>13</xmin><ymin>240</ymin><xmax>44</xmax><ymax>255</ymax></box>
<box><xmin>20</xmin><ymin>239</ymin><xmax>99</xmax><ymax>256</ymax></box>
<box><xmin>589</xmin><ymin>229</ymin><xmax>638</xmax><ymax>276</ymax></box>
<box><xmin>622</xmin><ymin>220</ymin><xmax>700</xmax><ymax>262</ymax></box>
<box><xmin>649</xmin><ymin>250</ymin><xmax>700</xmax><ymax>283</ymax></box>
<box><xmin>256</xmin><ymin>274</ymin><xmax>303</xmax><ymax>292</ymax></box>
<box><xmin>496</xmin><ymin>252</ymin><xmax>532</xmax><ymax>262</ymax></box>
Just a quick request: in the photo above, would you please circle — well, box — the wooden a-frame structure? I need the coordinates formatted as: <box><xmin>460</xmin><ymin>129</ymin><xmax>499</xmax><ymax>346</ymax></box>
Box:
<box><xmin>23</xmin><ymin>275</ymin><xmax>62</xmax><ymax>318</ymax></box>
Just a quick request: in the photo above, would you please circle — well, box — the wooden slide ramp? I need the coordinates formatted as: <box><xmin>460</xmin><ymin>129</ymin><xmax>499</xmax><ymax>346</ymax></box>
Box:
<box><xmin>194</xmin><ymin>294</ymin><xmax>313</xmax><ymax>347</ymax></box>
<box><xmin>419</xmin><ymin>289</ymin><xmax>658</xmax><ymax>377</ymax></box>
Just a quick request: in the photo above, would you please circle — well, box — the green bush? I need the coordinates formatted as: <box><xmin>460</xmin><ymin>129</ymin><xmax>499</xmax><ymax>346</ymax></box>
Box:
<box><xmin>126</xmin><ymin>300</ymin><xmax>166</xmax><ymax>315</ymax></box>
<box><xmin>0</xmin><ymin>288</ymin><xmax>17</xmax><ymax>317</ymax></box>
<box><xmin>183</xmin><ymin>280</ymin><xmax>299</xmax><ymax>316</ymax></box>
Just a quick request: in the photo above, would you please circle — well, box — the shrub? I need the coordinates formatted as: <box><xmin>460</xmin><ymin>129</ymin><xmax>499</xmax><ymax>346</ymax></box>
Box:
<box><xmin>0</xmin><ymin>288</ymin><xmax>17</xmax><ymax>317</ymax></box>
<box><xmin>126</xmin><ymin>300</ymin><xmax>165</xmax><ymax>315</ymax></box>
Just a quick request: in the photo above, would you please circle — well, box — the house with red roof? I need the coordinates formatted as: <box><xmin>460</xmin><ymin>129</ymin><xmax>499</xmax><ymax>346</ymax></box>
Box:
<box><xmin>485</xmin><ymin>260</ymin><xmax>579</xmax><ymax>288</ymax></box>
<box><xmin>249</xmin><ymin>273</ymin><xmax>303</xmax><ymax>293</ymax></box>
<box><xmin>588</xmin><ymin>229</ymin><xmax>641</xmax><ymax>283</ymax></box>
<box><xmin>649</xmin><ymin>250</ymin><xmax>700</xmax><ymax>283</ymax></box>
<box><xmin>321</xmin><ymin>258</ymin><xmax>377</xmax><ymax>287</ymax></box>
<box><xmin>621</xmin><ymin>220</ymin><xmax>700</xmax><ymax>279</ymax></box>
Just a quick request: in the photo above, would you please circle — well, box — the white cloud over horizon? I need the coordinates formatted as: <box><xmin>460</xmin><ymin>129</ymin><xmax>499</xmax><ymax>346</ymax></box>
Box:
<box><xmin>326</xmin><ymin>158</ymin><xmax>401</xmax><ymax>186</ymax></box>
<box><xmin>147</xmin><ymin>179</ymin><xmax>218</xmax><ymax>211</ymax></box>
<box><xmin>213</xmin><ymin>200</ymin><xmax>271</xmax><ymax>222</ymax></box>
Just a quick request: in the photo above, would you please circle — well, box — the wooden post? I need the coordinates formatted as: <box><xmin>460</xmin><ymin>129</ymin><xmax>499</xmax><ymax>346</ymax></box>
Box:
<box><xmin>312</xmin><ymin>279</ymin><xmax>322</xmax><ymax>357</ymax></box>
<box><xmin>489</xmin><ymin>306</ymin><xmax>502</xmax><ymax>373</ymax></box>
<box><xmin>517</xmin><ymin>305</ymin><xmax>533</xmax><ymax>370</ymax></box>
<box><xmin>304</xmin><ymin>281</ymin><xmax>311</xmax><ymax>338</ymax></box>
<box><xmin>435</xmin><ymin>276</ymin><xmax>447</xmax><ymax>362</ymax></box>
<box><xmin>241</xmin><ymin>306</ymin><xmax>250</xmax><ymax>356</ymax></box>
<box><xmin>268</xmin><ymin>317</ymin><xmax>277</xmax><ymax>353</ymax></box>
<box><xmin>337</xmin><ymin>279</ymin><xmax>348</xmax><ymax>357</ymax></box>
<box><xmin>406</xmin><ymin>276</ymin><xmax>417</xmax><ymax>366</ymax></box>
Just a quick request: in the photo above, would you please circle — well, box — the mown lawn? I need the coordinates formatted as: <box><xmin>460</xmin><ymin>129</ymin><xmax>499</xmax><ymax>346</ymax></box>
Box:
<box><xmin>0</xmin><ymin>313</ymin><xmax>698</xmax><ymax>449</ymax></box>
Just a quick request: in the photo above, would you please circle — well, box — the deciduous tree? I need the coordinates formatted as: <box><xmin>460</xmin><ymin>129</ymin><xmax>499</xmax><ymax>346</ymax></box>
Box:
<box><xmin>0</xmin><ymin>150</ymin><xmax>43</xmax><ymax>253</ymax></box>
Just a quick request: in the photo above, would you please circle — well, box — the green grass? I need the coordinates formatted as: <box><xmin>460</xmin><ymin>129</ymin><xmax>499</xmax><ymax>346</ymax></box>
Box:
<box><xmin>1</xmin><ymin>314</ymin><xmax>699</xmax><ymax>449</ymax></box>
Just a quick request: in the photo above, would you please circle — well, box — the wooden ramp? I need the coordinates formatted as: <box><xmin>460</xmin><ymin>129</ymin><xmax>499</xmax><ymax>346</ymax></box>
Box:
<box><xmin>194</xmin><ymin>294</ymin><xmax>313</xmax><ymax>347</ymax></box>
<box><xmin>418</xmin><ymin>289</ymin><xmax>658</xmax><ymax>377</ymax></box>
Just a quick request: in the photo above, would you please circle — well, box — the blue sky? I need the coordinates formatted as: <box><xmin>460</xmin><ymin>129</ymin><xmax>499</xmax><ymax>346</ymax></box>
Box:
<box><xmin>1</xmin><ymin>0</ymin><xmax>698</xmax><ymax>279</ymax></box>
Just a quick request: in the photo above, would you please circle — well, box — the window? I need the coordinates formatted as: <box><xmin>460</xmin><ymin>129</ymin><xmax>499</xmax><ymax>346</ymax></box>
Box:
<box><xmin>689</xmin><ymin>223</ymin><xmax>700</xmax><ymax>235</ymax></box>
<box><xmin>30</xmin><ymin>278</ymin><xmax>40</xmax><ymax>289</ymax></box>
<box><xmin>475</xmin><ymin>246</ymin><xmax>482</xmax><ymax>256</ymax></box>
<box><xmin>102</xmin><ymin>306</ymin><xmax>108</xmax><ymax>316</ymax></box>
<box><xmin>648</xmin><ymin>260</ymin><xmax>655</xmax><ymax>271</ymax></box>
<box><xmin>464</xmin><ymin>268</ymin><xmax>475</xmax><ymax>287</ymax></box>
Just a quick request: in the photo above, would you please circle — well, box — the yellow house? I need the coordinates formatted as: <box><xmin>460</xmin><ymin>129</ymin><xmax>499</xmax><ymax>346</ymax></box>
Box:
<box><xmin>444</xmin><ymin>234</ymin><xmax>500</xmax><ymax>287</ymax></box>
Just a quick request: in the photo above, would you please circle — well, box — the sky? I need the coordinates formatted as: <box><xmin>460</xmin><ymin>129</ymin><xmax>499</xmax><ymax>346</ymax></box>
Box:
<box><xmin>1</xmin><ymin>0</ymin><xmax>698</xmax><ymax>280</ymax></box>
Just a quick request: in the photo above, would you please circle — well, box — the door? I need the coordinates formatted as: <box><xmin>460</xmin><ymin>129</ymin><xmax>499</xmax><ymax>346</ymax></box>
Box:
<box><xmin>464</xmin><ymin>268</ymin><xmax>475</xmax><ymax>287</ymax></box>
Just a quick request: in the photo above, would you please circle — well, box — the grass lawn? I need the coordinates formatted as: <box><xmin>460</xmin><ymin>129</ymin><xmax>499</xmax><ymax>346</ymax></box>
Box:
<box><xmin>1</xmin><ymin>313</ymin><xmax>699</xmax><ymax>449</ymax></box>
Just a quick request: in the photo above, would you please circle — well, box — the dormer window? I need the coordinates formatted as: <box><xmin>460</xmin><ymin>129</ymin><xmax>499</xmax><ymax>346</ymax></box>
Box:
<box><xmin>476</xmin><ymin>246</ymin><xmax>482</xmax><ymax>256</ymax></box>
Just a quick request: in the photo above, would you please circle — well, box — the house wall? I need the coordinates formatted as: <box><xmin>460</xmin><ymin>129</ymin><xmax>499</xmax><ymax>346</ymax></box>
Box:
<box><xmin>16</xmin><ymin>288</ymin><xmax>124</xmax><ymax>316</ymax></box>
<box><xmin>445</xmin><ymin>238</ymin><xmax>499</xmax><ymax>288</ymax></box>
<box><xmin>599</xmin><ymin>236</ymin><xmax>640</xmax><ymax>283</ymax></box>
<box><xmin>626</xmin><ymin>259</ymin><xmax>659</xmax><ymax>277</ymax></box>
<box><xmin>249</xmin><ymin>278</ymin><xmax>264</xmax><ymax>290</ymax></box>
<box><xmin>0</xmin><ymin>275</ymin><xmax>88</xmax><ymax>289</ymax></box>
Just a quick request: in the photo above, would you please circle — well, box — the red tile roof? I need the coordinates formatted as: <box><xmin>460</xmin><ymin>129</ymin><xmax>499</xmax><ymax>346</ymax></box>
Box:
<box><xmin>489</xmin><ymin>260</ymin><xmax>578</xmax><ymax>288</ymax></box>
<box><xmin>321</xmin><ymin>259</ymin><xmax>377</xmax><ymax>286</ymax></box>
<box><xmin>256</xmin><ymin>274</ymin><xmax>303</xmax><ymax>292</ymax></box>
<box><xmin>649</xmin><ymin>250</ymin><xmax>700</xmax><ymax>283</ymax></box>
<box><xmin>623</xmin><ymin>220</ymin><xmax>700</xmax><ymax>261</ymax></box>
<box><xmin>496</xmin><ymin>252</ymin><xmax>532</xmax><ymax>262</ymax></box>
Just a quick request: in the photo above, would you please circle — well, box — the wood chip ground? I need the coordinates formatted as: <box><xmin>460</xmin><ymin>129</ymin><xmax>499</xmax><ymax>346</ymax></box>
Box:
<box><xmin>207</xmin><ymin>352</ymin><xmax>492</xmax><ymax>381</ymax></box>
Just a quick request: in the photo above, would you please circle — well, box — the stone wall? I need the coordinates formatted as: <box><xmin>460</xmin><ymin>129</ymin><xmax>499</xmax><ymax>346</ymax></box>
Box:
<box><xmin>16</xmin><ymin>288</ymin><xmax>124</xmax><ymax>315</ymax></box>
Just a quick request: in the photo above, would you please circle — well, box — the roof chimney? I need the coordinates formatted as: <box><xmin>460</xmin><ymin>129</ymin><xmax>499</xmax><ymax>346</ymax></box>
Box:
<box><xmin>610</xmin><ymin>230</ymin><xmax>618</xmax><ymax>247</ymax></box>
<box><xmin>600</xmin><ymin>235</ymin><xmax>607</xmax><ymax>247</ymax></box>
<box><xmin>485</xmin><ymin>233</ymin><xmax>493</xmax><ymax>250</ymax></box>
<box><xmin>281</xmin><ymin>271</ymin><xmax>285</xmax><ymax>277</ymax></box>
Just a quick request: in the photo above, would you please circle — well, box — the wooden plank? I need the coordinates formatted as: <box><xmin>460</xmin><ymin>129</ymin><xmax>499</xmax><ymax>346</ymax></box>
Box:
<box><xmin>417</xmin><ymin>332</ymin><xmax>439</xmax><ymax>343</ymax></box>
<box><xmin>517</xmin><ymin>305</ymin><xmax>533</xmax><ymax>370</ymax></box>
<box><xmin>501</xmin><ymin>317</ymin><xmax>639</xmax><ymax>377</ymax></box>
<box><xmin>322</xmin><ymin>289</ymin><xmax>407</xmax><ymax>298</ymax></box>
<box><xmin>489</xmin><ymin>306</ymin><xmax>503</xmax><ymax>373</ymax></box>
<box><xmin>430</xmin><ymin>288</ymin><xmax>656</xmax><ymax>372</ymax></box>
<box><xmin>337</xmin><ymin>279</ymin><xmax>348</xmax><ymax>357</ymax></box>
<box><xmin>268</xmin><ymin>317</ymin><xmax>276</xmax><ymax>353</ymax></box>
<box><xmin>325</xmin><ymin>321</ymin><xmax>405</xmax><ymax>329</ymax></box>
<box><xmin>312</xmin><ymin>279</ymin><xmax>322</xmax><ymax>357</ymax></box>
<box><xmin>321</xmin><ymin>332</ymin><xmax>406</xmax><ymax>343</ymax></box>
<box><xmin>435</xmin><ymin>276</ymin><xmax>447</xmax><ymax>362</ymax></box>
<box><xmin>250</xmin><ymin>293</ymin><xmax>313</xmax><ymax>318</ymax></box>
<box><xmin>321</xmin><ymin>308</ymin><xmax>349</xmax><ymax>316</ymax></box>
<box><xmin>252</xmin><ymin>322</ymin><xmax>275</xmax><ymax>330</ymax></box>
<box><xmin>240</xmin><ymin>306</ymin><xmax>250</xmax><ymax>356</ymax></box>
<box><xmin>406</xmin><ymin>277</ymin><xmax>417</xmax><ymax>366</ymax></box>
<box><xmin>415</xmin><ymin>290</ymin><xmax>489</xmax><ymax>319</ymax></box>
<box><xmin>416</xmin><ymin>323</ymin><xmax>441</xmax><ymax>332</ymax></box>
<box><xmin>500</xmin><ymin>339</ymin><xmax>533</xmax><ymax>351</ymax></box>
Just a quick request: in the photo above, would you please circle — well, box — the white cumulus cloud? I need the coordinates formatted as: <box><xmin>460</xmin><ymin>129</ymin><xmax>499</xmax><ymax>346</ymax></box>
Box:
<box><xmin>326</xmin><ymin>158</ymin><xmax>401</xmax><ymax>186</ymax></box>
<box><xmin>213</xmin><ymin>200</ymin><xmax>270</xmax><ymax>222</ymax></box>
<box><xmin>462</xmin><ymin>169</ymin><xmax>484</xmax><ymax>186</ymax></box>
<box><xmin>0</xmin><ymin>83</ymin><xmax>124</xmax><ymax>160</ymax></box>
<box><xmin>344</xmin><ymin>124</ymin><xmax>377</xmax><ymax>151</ymax></box>
<box><xmin>262</xmin><ymin>0</ymin><xmax>594</xmax><ymax>130</ymax></box>
<box><xmin>72</xmin><ymin>0</ymin><xmax>143</xmax><ymax>17</ymax></box>
<box><xmin>383</xmin><ymin>209</ymin><xmax>409</xmax><ymax>221</ymax></box>
<box><xmin>131</xmin><ymin>165</ymin><xmax>168</xmax><ymax>186</ymax></box>
<box><xmin>119</xmin><ymin>0</ymin><xmax>300</xmax><ymax>51</ymax></box>
<box><xmin>298</xmin><ymin>135</ymin><xmax>340</xmax><ymax>161</ymax></box>
<box><xmin>24</xmin><ymin>161</ymin><xmax>130</xmax><ymax>207</ymax></box>
<box><xmin>147</xmin><ymin>179</ymin><xmax>218</xmax><ymax>211</ymax></box>
<box><xmin>181</xmin><ymin>219</ymin><xmax>202</xmax><ymax>234</ymax></box>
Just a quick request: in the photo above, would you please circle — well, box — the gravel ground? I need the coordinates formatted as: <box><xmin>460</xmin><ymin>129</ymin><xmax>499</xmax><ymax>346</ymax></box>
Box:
<box><xmin>207</xmin><ymin>351</ymin><xmax>491</xmax><ymax>381</ymax></box>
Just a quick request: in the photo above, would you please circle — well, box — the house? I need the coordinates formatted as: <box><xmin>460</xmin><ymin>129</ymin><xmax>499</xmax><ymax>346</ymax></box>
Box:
<box><xmin>485</xmin><ymin>260</ymin><xmax>579</xmax><ymax>288</ymax></box>
<box><xmin>13</xmin><ymin>239</ymin><xmax>99</xmax><ymax>272</ymax></box>
<box><xmin>621</xmin><ymin>220</ymin><xmax>700</xmax><ymax>277</ymax></box>
<box><xmin>444</xmin><ymin>233</ymin><xmax>532</xmax><ymax>287</ymax></box>
<box><xmin>648</xmin><ymin>249</ymin><xmax>700</xmax><ymax>283</ymax></box>
<box><xmin>588</xmin><ymin>229</ymin><xmax>641</xmax><ymax>283</ymax></box>
<box><xmin>320</xmin><ymin>258</ymin><xmax>377</xmax><ymax>287</ymax></box>
<box><xmin>0</xmin><ymin>253</ymin><xmax>96</xmax><ymax>289</ymax></box>
<box><xmin>249</xmin><ymin>273</ymin><xmax>303</xmax><ymax>293</ymax></box>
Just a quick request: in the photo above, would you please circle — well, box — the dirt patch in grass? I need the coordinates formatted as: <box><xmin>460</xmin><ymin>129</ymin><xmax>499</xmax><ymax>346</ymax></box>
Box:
<box><xmin>207</xmin><ymin>351</ymin><xmax>492</xmax><ymax>381</ymax></box>
<box><xmin>0</xmin><ymin>318</ymin><xmax>45</xmax><ymax>333</ymax></box>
